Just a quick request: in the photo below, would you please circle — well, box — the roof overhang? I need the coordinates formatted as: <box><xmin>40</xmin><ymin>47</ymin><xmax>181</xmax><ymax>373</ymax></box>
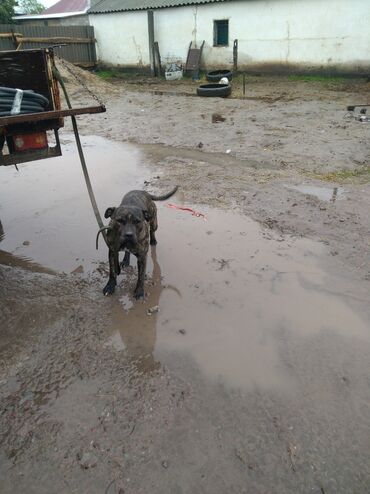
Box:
<box><xmin>14</xmin><ymin>10</ymin><xmax>88</xmax><ymax>20</ymax></box>
<box><xmin>88</xmin><ymin>0</ymin><xmax>229</xmax><ymax>15</ymax></box>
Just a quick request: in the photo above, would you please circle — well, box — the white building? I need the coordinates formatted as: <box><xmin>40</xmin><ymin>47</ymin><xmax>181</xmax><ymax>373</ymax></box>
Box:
<box><xmin>89</xmin><ymin>0</ymin><xmax>370</xmax><ymax>73</ymax></box>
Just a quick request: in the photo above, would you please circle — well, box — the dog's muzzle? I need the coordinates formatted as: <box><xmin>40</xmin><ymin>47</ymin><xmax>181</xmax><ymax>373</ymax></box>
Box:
<box><xmin>123</xmin><ymin>232</ymin><xmax>136</xmax><ymax>246</ymax></box>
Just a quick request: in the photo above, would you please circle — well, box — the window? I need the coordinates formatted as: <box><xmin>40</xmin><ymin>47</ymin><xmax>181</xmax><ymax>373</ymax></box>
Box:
<box><xmin>214</xmin><ymin>20</ymin><xmax>229</xmax><ymax>46</ymax></box>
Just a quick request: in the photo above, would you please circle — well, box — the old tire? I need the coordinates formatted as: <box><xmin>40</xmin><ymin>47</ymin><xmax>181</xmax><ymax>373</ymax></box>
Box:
<box><xmin>206</xmin><ymin>70</ymin><xmax>233</xmax><ymax>82</ymax></box>
<box><xmin>197</xmin><ymin>83</ymin><xmax>231</xmax><ymax>98</ymax></box>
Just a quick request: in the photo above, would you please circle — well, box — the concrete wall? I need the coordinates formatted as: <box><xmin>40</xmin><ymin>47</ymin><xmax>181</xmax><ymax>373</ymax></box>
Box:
<box><xmin>90</xmin><ymin>10</ymin><xmax>149</xmax><ymax>67</ymax></box>
<box><xmin>90</xmin><ymin>0</ymin><xmax>370</xmax><ymax>73</ymax></box>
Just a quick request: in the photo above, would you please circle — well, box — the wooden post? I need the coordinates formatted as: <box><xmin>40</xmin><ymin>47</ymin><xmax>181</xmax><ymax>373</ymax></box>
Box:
<box><xmin>147</xmin><ymin>10</ymin><xmax>155</xmax><ymax>76</ymax></box>
<box><xmin>154</xmin><ymin>42</ymin><xmax>162</xmax><ymax>76</ymax></box>
<box><xmin>10</xmin><ymin>29</ymin><xmax>19</xmax><ymax>50</ymax></box>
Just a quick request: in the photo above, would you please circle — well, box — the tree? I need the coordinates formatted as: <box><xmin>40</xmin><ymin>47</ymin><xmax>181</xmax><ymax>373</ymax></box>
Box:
<box><xmin>18</xmin><ymin>0</ymin><xmax>45</xmax><ymax>14</ymax></box>
<box><xmin>0</xmin><ymin>0</ymin><xmax>17</xmax><ymax>23</ymax></box>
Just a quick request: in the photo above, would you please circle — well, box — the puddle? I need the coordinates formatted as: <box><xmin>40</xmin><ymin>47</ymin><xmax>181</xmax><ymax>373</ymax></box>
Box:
<box><xmin>1</xmin><ymin>135</ymin><xmax>368</xmax><ymax>393</ymax></box>
<box><xmin>151</xmin><ymin>90</ymin><xmax>196</xmax><ymax>97</ymax></box>
<box><xmin>0</xmin><ymin>135</ymin><xmax>149</xmax><ymax>273</ymax></box>
<box><xmin>287</xmin><ymin>184</ymin><xmax>345</xmax><ymax>202</ymax></box>
<box><xmin>0</xmin><ymin>249</ymin><xmax>55</xmax><ymax>275</ymax></box>
<box><xmin>105</xmin><ymin>206</ymin><xmax>369</xmax><ymax>392</ymax></box>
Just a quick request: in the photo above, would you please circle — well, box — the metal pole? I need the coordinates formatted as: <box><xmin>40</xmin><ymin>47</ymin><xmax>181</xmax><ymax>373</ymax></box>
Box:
<box><xmin>233</xmin><ymin>39</ymin><xmax>238</xmax><ymax>72</ymax></box>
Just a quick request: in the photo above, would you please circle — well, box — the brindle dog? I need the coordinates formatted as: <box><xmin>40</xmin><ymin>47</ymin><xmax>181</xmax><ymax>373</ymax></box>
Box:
<box><xmin>97</xmin><ymin>186</ymin><xmax>178</xmax><ymax>298</ymax></box>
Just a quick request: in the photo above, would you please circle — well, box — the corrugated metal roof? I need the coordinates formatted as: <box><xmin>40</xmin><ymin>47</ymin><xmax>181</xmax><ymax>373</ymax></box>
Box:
<box><xmin>89</xmin><ymin>0</ymin><xmax>231</xmax><ymax>14</ymax></box>
<box><xmin>43</xmin><ymin>0</ymin><xmax>89</xmax><ymax>15</ymax></box>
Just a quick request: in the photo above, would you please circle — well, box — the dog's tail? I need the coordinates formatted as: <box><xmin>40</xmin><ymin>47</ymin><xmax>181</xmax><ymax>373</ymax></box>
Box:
<box><xmin>149</xmin><ymin>186</ymin><xmax>178</xmax><ymax>201</ymax></box>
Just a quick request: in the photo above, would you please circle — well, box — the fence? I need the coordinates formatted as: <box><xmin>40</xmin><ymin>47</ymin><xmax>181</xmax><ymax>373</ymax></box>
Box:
<box><xmin>0</xmin><ymin>24</ymin><xmax>96</xmax><ymax>66</ymax></box>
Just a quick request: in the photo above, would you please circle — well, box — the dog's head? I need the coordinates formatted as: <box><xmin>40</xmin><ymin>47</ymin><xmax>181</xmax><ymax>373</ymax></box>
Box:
<box><xmin>105</xmin><ymin>205</ymin><xmax>150</xmax><ymax>247</ymax></box>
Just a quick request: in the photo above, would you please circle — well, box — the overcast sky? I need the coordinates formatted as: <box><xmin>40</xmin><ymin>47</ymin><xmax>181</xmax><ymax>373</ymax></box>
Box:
<box><xmin>40</xmin><ymin>0</ymin><xmax>59</xmax><ymax>7</ymax></box>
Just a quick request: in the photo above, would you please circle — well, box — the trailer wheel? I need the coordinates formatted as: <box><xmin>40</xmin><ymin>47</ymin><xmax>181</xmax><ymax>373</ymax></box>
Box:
<box><xmin>197</xmin><ymin>84</ymin><xmax>231</xmax><ymax>98</ymax></box>
<box><xmin>206</xmin><ymin>70</ymin><xmax>233</xmax><ymax>82</ymax></box>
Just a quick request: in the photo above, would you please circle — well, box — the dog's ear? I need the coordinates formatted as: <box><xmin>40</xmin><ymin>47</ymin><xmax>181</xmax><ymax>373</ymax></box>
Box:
<box><xmin>104</xmin><ymin>207</ymin><xmax>116</xmax><ymax>219</ymax></box>
<box><xmin>143</xmin><ymin>210</ymin><xmax>151</xmax><ymax>222</ymax></box>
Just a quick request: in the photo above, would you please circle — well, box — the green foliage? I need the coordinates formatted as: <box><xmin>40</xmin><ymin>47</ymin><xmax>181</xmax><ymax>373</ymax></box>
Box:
<box><xmin>95</xmin><ymin>69</ymin><xmax>137</xmax><ymax>80</ymax></box>
<box><xmin>96</xmin><ymin>69</ymin><xmax>117</xmax><ymax>80</ymax></box>
<box><xmin>0</xmin><ymin>0</ymin><xmax>18</xmax><ymax>23</ymax></box>
<box><xmin>18</xmin><ymin>0</ymin><xmax>45</xmax><ymax>14</ymax></box>
<box><xmin>308</xmin><ymin>166</ymin><xmax>370</xmax><ymax>183</ymax></box>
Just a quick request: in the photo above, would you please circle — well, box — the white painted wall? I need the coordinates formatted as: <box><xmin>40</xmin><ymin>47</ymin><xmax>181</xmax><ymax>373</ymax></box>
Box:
<box><xmin>90</xmin><ymin>0</ymin><xmax>370</xmax><ymax>72</ymax></box>
<box><xmin>91</xmin><ymin>10</ymin><xmax>149</xmax><ymax>67</ymax></box>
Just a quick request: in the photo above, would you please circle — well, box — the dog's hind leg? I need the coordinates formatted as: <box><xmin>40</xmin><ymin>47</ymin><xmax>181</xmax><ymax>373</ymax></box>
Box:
<box><xmin>149</xmin><ymin>211</ymin><xmax>158</xmax><ymax>246</ymax></box>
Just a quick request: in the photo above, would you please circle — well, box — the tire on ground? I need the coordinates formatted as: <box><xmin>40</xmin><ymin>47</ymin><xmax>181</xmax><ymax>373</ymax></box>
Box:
<box><xmin>206</xmin><ymin>70</ymin><xmax>233</xmax><ymax>82</ymax></box>
<box><xmin>197</xmin><ymin>83</ymin><xmax>231</xmax><ymax>97</ymax></box>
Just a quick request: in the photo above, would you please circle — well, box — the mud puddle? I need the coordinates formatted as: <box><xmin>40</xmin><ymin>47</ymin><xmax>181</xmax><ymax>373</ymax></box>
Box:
<box><xmin>1</xmin><ymin>135</ymin><xmax>368</xmax><ymax>395</ymax></box>
<box><xmin>104</xmin><ymin>205</ymin><xmax>369</xmax><ymax>392</ymax></box>
<box><xmin>287</xmin><ymin>184</ymin><xmax>345</xmax><ymax>202</ymax></box>
<box><xmin>0</xmin><ymin>135</ymin><xmax>149</xmax><ymax>273</ymax></box>
<box><xmin>0</xmin><ymin>135</ymin><xmax>267</xmax><ymax>276</ymax></box>
<box><xmin>151</xmin><ymin>90</ymin><xmax>197</xmax><ymax>97</ymax></box>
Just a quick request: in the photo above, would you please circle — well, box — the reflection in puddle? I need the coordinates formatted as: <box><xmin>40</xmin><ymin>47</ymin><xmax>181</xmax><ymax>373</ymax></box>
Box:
<box><xmin>0</xmin><ymin>249</ymin><xmax>56</xmax><ymax>275</ymax></box>
<box><xmin>0</xmin><ymin>135</ymin><xmax>149</xmax><ymax>273</ymax></box>
<box><xmin>287</xmin><ymin>184</ymin><xmax>345</xmax><ymax>202</ymax></box>
<box><xmin>107</xmin><ymin>248</ymin><xmax>170</xmax><ymax>373</ymax></box>
<box><xmin>106</xmin><ymin>207</ymin><xmax>369</xmax><ymax>392</ymax></box>
<box><xmin>1</xmin><ymin>135</ymin><xmax>367</xmax><ymax>394</ymax></box>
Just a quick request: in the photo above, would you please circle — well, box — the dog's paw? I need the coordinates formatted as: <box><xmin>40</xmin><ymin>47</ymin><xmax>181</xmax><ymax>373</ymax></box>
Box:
<box><xmin>103</xmin><ymin>279</ymin><xmax>116</xmax><ymax>296</ymax></box>
<box><xmin>150</xmin><ymin>238</ymin><xmax>157</xmax><ymax>246</ymax></box>
<box><xmin>134</xmin><ymin>286</ymin><xmax>145</xmax><ymax>299</ymax></box>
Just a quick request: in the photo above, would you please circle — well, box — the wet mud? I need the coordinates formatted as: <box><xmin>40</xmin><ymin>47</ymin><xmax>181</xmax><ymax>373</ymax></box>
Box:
<box><xmin>0</xmin><ymin>135</ymin><xmax>147</xmax><ymax>273</ymax></box>
<box><xmin>1</xmin><ymin>69</ymin><xmax>370</xmax><ymax>493</ymax></box>
<box><xmin>106</xmin><ymin>206</ymin><xmax>369</xmax><ymax>393</ymax></box>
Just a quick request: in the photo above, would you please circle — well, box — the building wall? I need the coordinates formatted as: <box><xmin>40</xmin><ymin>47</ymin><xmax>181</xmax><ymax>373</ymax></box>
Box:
<box><xmin>89</xmin><ymin>0</ymin><xmax>370</xmax><ymax>72</ymax></box>
<box><xmin>90</xmin><ymin>10</ymin><xmax>149</xmax><ymax>67</ymax></box>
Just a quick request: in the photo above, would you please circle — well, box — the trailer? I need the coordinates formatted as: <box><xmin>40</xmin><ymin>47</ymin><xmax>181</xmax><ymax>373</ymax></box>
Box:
<box><xmin>0</xmin><ymin>48</ymin><xmax>105</xmax><ymax>166</ymax></box>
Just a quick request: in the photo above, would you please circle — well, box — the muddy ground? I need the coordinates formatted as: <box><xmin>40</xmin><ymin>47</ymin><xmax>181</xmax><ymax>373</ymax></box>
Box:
<box><xmin>0</xmin><ymin>65</ymin><xmax>370</xmax><ymax>493</ymax></box>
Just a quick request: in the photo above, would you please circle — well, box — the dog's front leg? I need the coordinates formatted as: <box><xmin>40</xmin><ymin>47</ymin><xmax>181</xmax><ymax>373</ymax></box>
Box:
<box><xmin>103</xmin><ymin>248</ymin><xmax>118</xmax><ymax>295</ymax></box>
<box><xmin>121</xmin><ymin>250</ymin><xmax>130</xmax><ymax>268</ymax></box>
<box><xmin>134</xmin><ymin>254</ymin><xmax>147</xmax><ymax>299</ymax></box>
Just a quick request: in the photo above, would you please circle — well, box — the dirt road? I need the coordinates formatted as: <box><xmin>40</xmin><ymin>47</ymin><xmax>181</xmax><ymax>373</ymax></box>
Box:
<box><xmin>0</xmin><ymin>67</ymin><xmax>369</xmax><ymax>493</ymax></box>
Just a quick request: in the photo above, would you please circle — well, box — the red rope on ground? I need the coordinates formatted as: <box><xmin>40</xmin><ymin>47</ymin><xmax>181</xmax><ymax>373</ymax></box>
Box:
<box><xmin>166</xmin><ymin>203</ymin><xmax>207</xmax><ymax>221</ymax></box>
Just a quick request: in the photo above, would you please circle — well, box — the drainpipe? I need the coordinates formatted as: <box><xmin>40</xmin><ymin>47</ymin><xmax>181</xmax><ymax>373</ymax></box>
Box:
<box><xmin>147</xmin><ymin>10</ymin><xmax>155</xmax><ymax>76</ymax></box>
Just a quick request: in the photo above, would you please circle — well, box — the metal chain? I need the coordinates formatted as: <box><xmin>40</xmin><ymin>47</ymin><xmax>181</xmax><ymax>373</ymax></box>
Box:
<box><xmin>55</xmin><ymin>54</ymin><xmax>105</xmax><ymax>106</ymax></box>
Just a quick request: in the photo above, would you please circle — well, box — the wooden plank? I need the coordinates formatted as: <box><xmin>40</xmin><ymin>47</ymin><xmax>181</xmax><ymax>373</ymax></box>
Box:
<box><xmin>154</xmin><ymin>41</ymin><xmax>162</xmax><ymax>76</ymax></box>
<box><xmin>0</xmin><ymin>33</ymin><xmax>23</xmax><ymax>38</ymax></box>
<box><xmin>16</xmin><ymin>36</ymin><xmax>96</xmax><ymax>44</ymax></box>
<box><xmin>185</xmin><ymin>41</ymin><xmax>204</xmax><ymax>72</ymax></box>
<box><xmin>0</xmin><ymin>106</ymin><xmax>106</xmax><ymax>127</ymax></box>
